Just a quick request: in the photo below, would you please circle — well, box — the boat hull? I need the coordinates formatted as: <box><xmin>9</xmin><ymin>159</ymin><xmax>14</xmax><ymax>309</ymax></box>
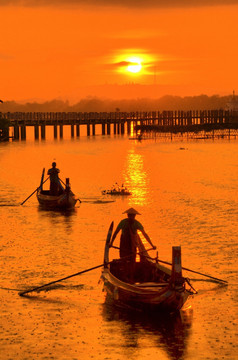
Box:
<box><xmin>101</xmin><ymin>224</ymin><xmax>193</xmax><ymax>313</ymax></box>
<box><xmin>101</xmin><ymin>265</ymin><xmax>190</xmax><ymax>313</ymax></box>
<box><xmin>36</xmin><ymin>189</ymin><xmax>77</xmax><ymax>209</ymax></box>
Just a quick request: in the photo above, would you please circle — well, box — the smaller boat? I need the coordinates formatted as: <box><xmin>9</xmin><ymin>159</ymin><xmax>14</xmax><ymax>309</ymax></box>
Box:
<box><xmin>37</xmin><ymin>169</ymin><xmax>78</xmax><ymax>210</ymax></box>
<box><xmin>101</xmin><ymin>223</ymin><xmax>195</xmax><ymax>313</ymax></box>
<box><xmin>102</xmin><ymin>189</ymin><xmax>132</xmax><ymax>196</ymax></box>
<box><xmin>102</xmin><ymin>183</ymin><xmax>131</xmax><ymax>196</ymax></box>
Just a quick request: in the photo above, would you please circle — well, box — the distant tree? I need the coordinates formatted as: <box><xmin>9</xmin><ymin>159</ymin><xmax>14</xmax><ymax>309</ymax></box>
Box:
<box><xmin>0</xmin><ymin>93</ymin><xmax>232</xmax><ymax>113</ymax></box>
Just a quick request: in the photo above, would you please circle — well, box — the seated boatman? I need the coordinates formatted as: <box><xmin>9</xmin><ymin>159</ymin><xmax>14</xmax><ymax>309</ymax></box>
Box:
<box><xmin>47</xmin><ymin>162</ymin><xmax>62</xmax><ymax>195</ymax></box>
<box><xmin>109</xmin><ymin>207</ymin><xmax>156</xmax><ymax>281</ymax></box>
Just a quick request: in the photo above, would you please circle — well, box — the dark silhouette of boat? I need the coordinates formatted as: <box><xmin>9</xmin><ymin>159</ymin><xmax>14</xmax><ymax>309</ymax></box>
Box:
<box><xmin>37</xmin><ymin>168</ymin><xmax>79</xmax><ymax>210</ymax></box>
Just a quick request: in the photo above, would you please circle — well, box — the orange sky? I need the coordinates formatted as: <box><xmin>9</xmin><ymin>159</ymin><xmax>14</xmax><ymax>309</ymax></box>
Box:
<box><xmin>1</xmin><ymin>1</ymin><xmax>238</xmax><ymax>103</ymax></box>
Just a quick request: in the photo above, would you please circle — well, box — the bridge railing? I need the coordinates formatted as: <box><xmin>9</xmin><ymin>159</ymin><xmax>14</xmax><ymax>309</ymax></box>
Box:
<box><xmin>1</xmin><ymin>109</ymin><xmax>238</xmax><ymax>126</ymax></box>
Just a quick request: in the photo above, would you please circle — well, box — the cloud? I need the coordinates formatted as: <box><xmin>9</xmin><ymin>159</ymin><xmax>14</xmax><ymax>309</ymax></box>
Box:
<box><xmin>114</xmin><ymin>61</ymin><xmax>138</xmax><ymax>67</ymax></box>
<box><xmin>0</xmin><ymin>0</ymin><xmax>238</xmax><ymax>8</ymax></box>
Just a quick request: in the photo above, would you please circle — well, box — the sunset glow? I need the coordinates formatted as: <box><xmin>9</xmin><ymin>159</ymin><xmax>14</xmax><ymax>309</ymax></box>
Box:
<box><xmin>126</xmin><ymin>57</ymin><xmax>142</xmax><ymax>74</ymax></box>
<box><xmin>114</xmin><ymin>52</ymin><xmax>155</xmax><ymax>78</ymax></box>
<box><xmin>0</xmin><ymin>2</ymin><xmax>238</xmax><ymax>102</ymax></box>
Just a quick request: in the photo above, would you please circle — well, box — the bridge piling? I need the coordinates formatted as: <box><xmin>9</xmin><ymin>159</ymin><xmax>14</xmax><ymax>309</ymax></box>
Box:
<box><xmin>20</xmin><ymin>125</ymin><xmax>26</xmax><ymax>140</ymax></box>
<box><xmin>60</xmin><ymin>125</ymin><xmax>63</xmax><ymax>138</ymax></box>
<box><xmin>53</xmin><ymin>125</ymin><xmax>57</xmax><ymax>139</ymax></box>
<box><xmin>14</xmin><ymin>125</ymin><xmax>19</xmax><ymax>140</ymax></box>
<box><xmin>71</xmin><ymin>124</ymin><xmax>74</xmax><ymax>138</ymax></box>
<box><xmin>107</xmin><ymin>122</ymin><xmax>110</xmax><ymax>135</ymax></box>
<box><xmin>121</xmin><ymin>122</ymin><xmax>125</xmax><ymax>134</ymax></box>
<box><xmin>102</xmin><ymin>123</ymin><xmax>105</xmax><ymax>135</ymax></box>
<box><xmin>76</xmin><ymin>124</ymin><xmax>80</xmax><ymax>137</ymax></box>
<box><xmin>35</xmin><ymin>125</ymin><xmax>39</xmax><ymax>139</ymax></box>
<box><xmin>87</xmin><ymin>123</ymin><xmax>90</xmax><ymax>136</ymax></box>
<box><xmin>127</xmin><ymin>120</ymin><xmax>131</xmax><ymax>135</ymax></box>
<box><xmin>41</xmin><ymin>125</ymin><xmax>45</xmax><ymax>139</ymax></box>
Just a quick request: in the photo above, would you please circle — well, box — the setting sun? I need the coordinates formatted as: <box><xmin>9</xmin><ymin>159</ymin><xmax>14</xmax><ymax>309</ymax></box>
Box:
<box><xmin>114</xmin><ymin>51</ymin><xmax>154</xmax><ymax>78</ymax></box>
<box><xmin>126</xmin><ymin>57</ymin><xmax>142</xmax><ymax>73</ymax></box>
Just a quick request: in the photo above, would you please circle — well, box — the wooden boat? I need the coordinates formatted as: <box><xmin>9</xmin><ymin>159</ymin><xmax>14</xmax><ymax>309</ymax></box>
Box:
<box><xmin>102</xmin><ymin>189</ymin><xmax>131</xmax><ymax>196</ymax></box>
<box><xmin>37</xmin><ymin>186</ymin><xmax>78</xmax><ymax>210</ymax></box>
<box><xmin>101</xmin><ymin>223</ymin><xmax>195</xmax><ymax>313</ymax></box>
<box><xmin>102</xmin><ymin>184</ymin><xmax>132</xmax><ymax>196</ymax></box>
<box><xmin>37</xmin><ymin>169</ymin><xmax>78</xmax><ymax>210</ymax></box>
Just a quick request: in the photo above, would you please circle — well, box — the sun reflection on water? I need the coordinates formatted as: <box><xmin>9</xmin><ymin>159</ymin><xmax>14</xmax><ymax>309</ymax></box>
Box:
<box><xmin>123</xmin><ymin>149</ymin><xmax>149</xmax><ymax>206</ymax></box>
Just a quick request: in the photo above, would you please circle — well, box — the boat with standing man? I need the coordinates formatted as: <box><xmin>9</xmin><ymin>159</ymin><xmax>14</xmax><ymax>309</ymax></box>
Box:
<box><xmin>36</xmin><ymin>167</ymin><xmax>79</xmax><ymax>210</ymax></box>
<box><xmin>101</xmin><ymin>222</ymin><xmax>196</xmax><ymax>313</ymax></box>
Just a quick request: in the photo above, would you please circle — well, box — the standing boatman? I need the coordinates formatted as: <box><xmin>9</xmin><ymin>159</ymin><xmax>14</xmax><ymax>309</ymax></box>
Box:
<box><xmin>47</xmin><ymin>162</ymin><xmax>61</xmax><ymax>195</ymax></box>
<box><xmin>109</xmin><ymin>207</ymin><xmax>156</xmax><ymax>259</ymax></box>
<box><xmin>109</xmin><ymin>208</ymin><xmax>156</xmax><ymax>281</ymax></box>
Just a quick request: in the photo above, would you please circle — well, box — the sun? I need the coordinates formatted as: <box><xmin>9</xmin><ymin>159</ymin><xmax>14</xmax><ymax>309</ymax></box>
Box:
<box><xmin>113</xmin><ymin>51</ymin><xmax>154</xmax><ymax>77</ymax></box>
<box><xmin>127</xmin><ymin>57</ymin><xmax>142</xmax><ymax>73</ymax></box>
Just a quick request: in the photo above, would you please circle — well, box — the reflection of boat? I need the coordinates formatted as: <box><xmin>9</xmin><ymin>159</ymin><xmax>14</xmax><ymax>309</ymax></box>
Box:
<box><xmin>37</xmin><ymin>169</ymin><xmax>78</xmax><ymax>210</ymax></box>
<box><xmin>101</xmin><ymin>302</ymin><xmax>193</xmax><ymax>360</ymax></box>
<box><xmin>101</xmin><ymin>223</ymin><xmax>195</xmax><ymax>313</ymax></box>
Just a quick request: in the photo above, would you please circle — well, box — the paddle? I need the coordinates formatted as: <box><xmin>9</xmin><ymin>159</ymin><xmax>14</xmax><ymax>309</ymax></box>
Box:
<box><xmin>112</xmin><ymin>246</ymin><xmax>227</xmax><ymax>284</ymax></box>
<box><xmin>19</xmin><ymin>226</ymin><xmax>155</xmax><ymax>297</ymax></box>
<box><xmin>40</xmin><ymin>168</ymin><xmax>45</xmax><ymax>188</ymax></box>
<box><xmin>18</xmin><ymin>263</ymin><xmax>106</xmax><ymax>296</ymax></box>
<box><xmin>142</xmin><ymin>255</ymin><xmax>228</xmax><ymax>284</ymax></box>
<box><xmin>59</xmin><ymin>178</ymin><xmax>66</xmax><ymax>186</ymax></box>
<box><xmin>179</xmin><ymin>265</ymin><xmax>228</xmax><ymax>284</ymax></box>
<box><xmin>19</xmin><ymin>248</ymin><xmax>156</xmax><ymax>297</ymax></box>
<box><xmin>21</xmin><ymin>176</ymin><xmax>50</xmax><ymax>205</ymax></box>
<box><xmin>19</xmin><ymin>221</ymin><xmax>114</xmax><ymax>297</ymax></box>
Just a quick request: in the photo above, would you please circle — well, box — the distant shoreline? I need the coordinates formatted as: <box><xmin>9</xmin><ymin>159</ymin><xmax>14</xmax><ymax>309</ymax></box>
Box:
<box><xmin>0</xmin><ymin>94</ymin><xmax>234</xmax><ymax>113</ymax></box>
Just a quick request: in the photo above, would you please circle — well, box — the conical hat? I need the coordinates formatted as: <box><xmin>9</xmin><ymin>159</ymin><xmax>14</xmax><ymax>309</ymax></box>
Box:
<box><xmin>122</xmin><ymin>207</ymin><xmax>141</xmax><ymax>215</ymax></box>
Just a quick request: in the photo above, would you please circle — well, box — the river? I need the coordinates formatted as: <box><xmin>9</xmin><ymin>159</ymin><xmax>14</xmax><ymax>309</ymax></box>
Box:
<box><xmin>0</xmin><ymin>128</ymin><xmax>237</xmax><ymax>360</ymax></box>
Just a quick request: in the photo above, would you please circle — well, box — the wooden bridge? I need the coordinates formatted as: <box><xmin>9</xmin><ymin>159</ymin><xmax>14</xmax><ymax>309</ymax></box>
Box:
<box><xmin>1</xmin><ymin>110</ymin><xmax>238</xmax><ymax>140</ymax></box>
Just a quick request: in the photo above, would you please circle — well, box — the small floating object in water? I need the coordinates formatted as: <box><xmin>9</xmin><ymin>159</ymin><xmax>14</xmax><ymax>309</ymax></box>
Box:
<box><xmin>102</xmin><ymin>183</ymin><xmax>131</xmax><ymax>196</ymax></box>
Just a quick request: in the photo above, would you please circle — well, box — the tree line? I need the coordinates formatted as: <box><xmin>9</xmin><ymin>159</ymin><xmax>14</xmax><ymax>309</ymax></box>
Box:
<box><xmin>0</xmin><ymin>94</ymin><xmax>231</xmax><ymax>113</ymax></box>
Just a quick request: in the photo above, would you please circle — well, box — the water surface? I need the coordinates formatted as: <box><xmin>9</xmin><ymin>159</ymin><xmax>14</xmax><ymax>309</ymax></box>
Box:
<box><xmin>0</xmin><ymin>132</ymin><xmax>237</xmax><ymax>360</ymax></box>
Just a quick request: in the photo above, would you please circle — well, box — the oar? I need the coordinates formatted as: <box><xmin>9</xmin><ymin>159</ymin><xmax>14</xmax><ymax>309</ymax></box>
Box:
<box><xmin>19</xmin><ymin>221</ymin><xmax>114</xmax><ymax>296</ymax></box>
<box><xmin>21</xmin><ymin>177</ymin><xmax>49</xmax><ymax>205</ymax></box>
<box><xmin>181</xmin><ymin>265</ymin><xmax>228</xmax><ymax>284</ymax></box>
<box><xmin>18</xmin><ymin>263</ymin><xmax>106</xmax><ymax>296</ymax></box>
<box><xmin>19</xmin><ymin>228</ymin><xmax>154</xmax><ymax>297</ymax></box>
<box><xmin>59</xmin><ymin>178</ymin><xmax>66</xmax><ymax>186</ymax></box>
<box><xmin>112</xmin><ymin>245</ymin><xmax>227</xmax><ymax>284</ymax></box>
<box><xmin>40</xmin><ymin>168</ymin><xmax>45</xmax><ymax>189</ymax></box>
<box><xmin>19</xmin><ymin>248</ymin><xmax>155</xmax><ymax>297</ymax></box>
<box><xmin>144</xmin><ymin>256</ymin><xmax>227</xmax><ymax>284</ymax></box>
